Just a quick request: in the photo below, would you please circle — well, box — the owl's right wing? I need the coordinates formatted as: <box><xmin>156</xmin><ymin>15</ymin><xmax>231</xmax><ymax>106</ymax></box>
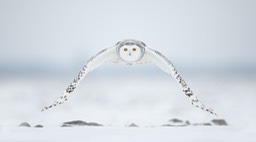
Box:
<box><xmin>42</xmin><ymin>47</ymin><xmax>118</xmax><ymax>111</ymax></box>
<box><xmin>143</xmin><ymin>47</ymin><xmax>217</xmax><ymax>115</ymax></box>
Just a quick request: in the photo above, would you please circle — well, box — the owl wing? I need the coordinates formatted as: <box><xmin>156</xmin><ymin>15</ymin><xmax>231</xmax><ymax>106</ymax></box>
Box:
<box><xmin>144</xmin><ymin>47</ymin><xmax>217</xmax><ymax>115</ymax></box>
<box><xmin>42</xmin><ymin>47</ymin><xmax>118</xmax><ymax>111</ymax></box>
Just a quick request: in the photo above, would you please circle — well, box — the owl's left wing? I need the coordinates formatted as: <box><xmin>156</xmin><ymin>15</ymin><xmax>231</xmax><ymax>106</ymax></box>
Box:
<box><xmin>144</xmin><ymin>47</ymin><xmax>217</xmax><ymax>115</ymax></box>
<box><xmin>42</xmin><ymin>47</ymin><xmax>118</xmax><ymax>111</ymax></box>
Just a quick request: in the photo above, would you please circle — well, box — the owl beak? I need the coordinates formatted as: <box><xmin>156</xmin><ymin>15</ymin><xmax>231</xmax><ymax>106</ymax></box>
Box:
<box><xmin>129</xmin><ymin>53</ymin><xmax>131</xmax><ymax>56</ymax></box>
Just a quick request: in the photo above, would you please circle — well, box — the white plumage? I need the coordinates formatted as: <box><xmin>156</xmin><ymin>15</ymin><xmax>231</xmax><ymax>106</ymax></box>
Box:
<box><xmin>42</xmin><ymin>39</ymin><xmax>216</xmax><ymax>115</ymax></box>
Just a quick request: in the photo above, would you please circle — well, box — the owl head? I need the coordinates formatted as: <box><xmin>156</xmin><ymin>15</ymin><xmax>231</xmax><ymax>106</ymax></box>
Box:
<box><xmin>116</xmin><ymin>39</ymin><xmax>146</xmax><ymax>63</ymax></box>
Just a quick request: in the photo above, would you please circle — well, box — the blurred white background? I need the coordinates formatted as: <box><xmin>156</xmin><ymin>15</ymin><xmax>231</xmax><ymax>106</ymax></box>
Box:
<box><xmin>0</xmin><ymin>0</ymin><xmax>256</xmax><ymax>132</ymax></box>
<box><xmin>0</xmin><ymin>1</ymin><xmax>256</xmax><ymax>141</ymax></box>
<box><xmin>0</xmin><ymin>0</ymin><xmax>255</xmax><ymax>77</ymax></box>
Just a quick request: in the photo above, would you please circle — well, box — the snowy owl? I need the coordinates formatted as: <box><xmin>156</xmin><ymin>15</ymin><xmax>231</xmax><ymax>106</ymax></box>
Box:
<box><xmin>42</xmin><ymin>39</ymin><xmax>216</xmax><ymax>115</ymax></box>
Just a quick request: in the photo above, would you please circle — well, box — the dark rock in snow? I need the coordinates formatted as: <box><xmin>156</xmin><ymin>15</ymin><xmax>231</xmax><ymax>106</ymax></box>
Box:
<box><xmin>19</xmin><ymin>122</ymin><xmax>31</xmax><ymax>127</ymax></box>
<box><xmin>162</xmin><ymin>123</ymin><xmax>188</xmax><ymax>127</ymax></box>
<box><xmin>193</xmin><ymin>123</ymin><xmax>212</xmax><ymax>126</ymax></box>
<box><xmin>163</xmin><ymin>118</ymin><xmax>228</xmax><ymax>127</ymax></box>
<box><xmin>163</xmin><ymin>119</ymin><xmax>190</xmax><ymax>127</ymax></box>
<box><xmin>204</xmin><ymin>123</ymin><xmax>212</xmax><ymax>126</ymax></box>
<box><xmin>128</xmin><ymin>123</ymin><xmax>139</xmax><ymax>127</ymax></box>
<box><xmin>61</xmin><ymin>120</ymin><xmax>103</xmax><ymax>127</ymax></box>
<box><xmin>169</xmin><ymin>118</ymin><xmax>184</xmax><ymax>123</ymax></box>
<box><xmin>211</xmin><ymin>119</ymin><xmax>228</xmax><ymax>126</ymax></box>
<box><xmin>35</xmin><ymin>124</ymin><xmax>44</xmax><ymax>128</ymax></box>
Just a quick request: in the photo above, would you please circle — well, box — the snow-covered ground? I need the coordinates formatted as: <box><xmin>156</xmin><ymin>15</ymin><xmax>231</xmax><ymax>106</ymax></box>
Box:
<box><xmin>0</xmin><ymin>73</ymin><xmax>255</xmax><ymax>142</ymax></box>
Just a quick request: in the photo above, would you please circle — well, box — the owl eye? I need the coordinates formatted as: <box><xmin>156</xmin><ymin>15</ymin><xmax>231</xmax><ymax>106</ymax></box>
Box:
<box><xmin>124</xmin><ymin>48</ymin><xmax>128</xmax><ymax>52</ymax></box>
<box><xmin>132</xmin><ymin>48</ymin><xmax>136</xmax><ymax>51</ymax></box>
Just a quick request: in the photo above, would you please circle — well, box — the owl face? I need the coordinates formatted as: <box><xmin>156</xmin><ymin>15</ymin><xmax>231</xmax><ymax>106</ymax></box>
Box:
<box><xmin>116</xmin><ymin>39</ymin><xmax>146</xmax><ymax>63</ymax></box>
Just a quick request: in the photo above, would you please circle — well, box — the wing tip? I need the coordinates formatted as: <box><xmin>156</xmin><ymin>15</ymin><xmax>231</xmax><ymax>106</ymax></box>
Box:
<box><xmin>41</xmin><ymin>107</ymin><xmax>47</xmax><ymax>112</ymax></box>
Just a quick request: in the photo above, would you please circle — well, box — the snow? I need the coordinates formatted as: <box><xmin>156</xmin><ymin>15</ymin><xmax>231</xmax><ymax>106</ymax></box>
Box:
<box><xmin>0</xmin><ymin>74</ymin><xmax>256</xmax><ymax>141</ymax></box>
<box><xmin>0</xmin><ymin>126</ymin><xmax>252</xmax><ymax>142</ymax></box>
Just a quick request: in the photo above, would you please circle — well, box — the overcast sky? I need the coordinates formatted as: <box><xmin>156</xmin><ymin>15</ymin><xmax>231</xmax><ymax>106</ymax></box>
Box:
<box><xmin>0</xmin><ymin>0</ymin><xmax>255</xmax><ymax>76</ymax></box>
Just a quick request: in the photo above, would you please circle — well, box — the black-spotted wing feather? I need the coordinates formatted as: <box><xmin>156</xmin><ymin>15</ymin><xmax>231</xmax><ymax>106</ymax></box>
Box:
<box><xmin>144</xmin><ymin>47</ymin><xmax>217</xmax><ymax>115</ymax></box>
<box><xmin>42</xmin><ymin>47</ymin><xmax>117</xmax><ymax>111</ymax></box>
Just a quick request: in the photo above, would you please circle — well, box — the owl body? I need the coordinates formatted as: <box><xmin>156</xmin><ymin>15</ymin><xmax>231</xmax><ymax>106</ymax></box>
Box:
<box><xmin>116</xmin><ymin>39</ymin><xmax>146</xmax><ymax>64</ymax></box>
